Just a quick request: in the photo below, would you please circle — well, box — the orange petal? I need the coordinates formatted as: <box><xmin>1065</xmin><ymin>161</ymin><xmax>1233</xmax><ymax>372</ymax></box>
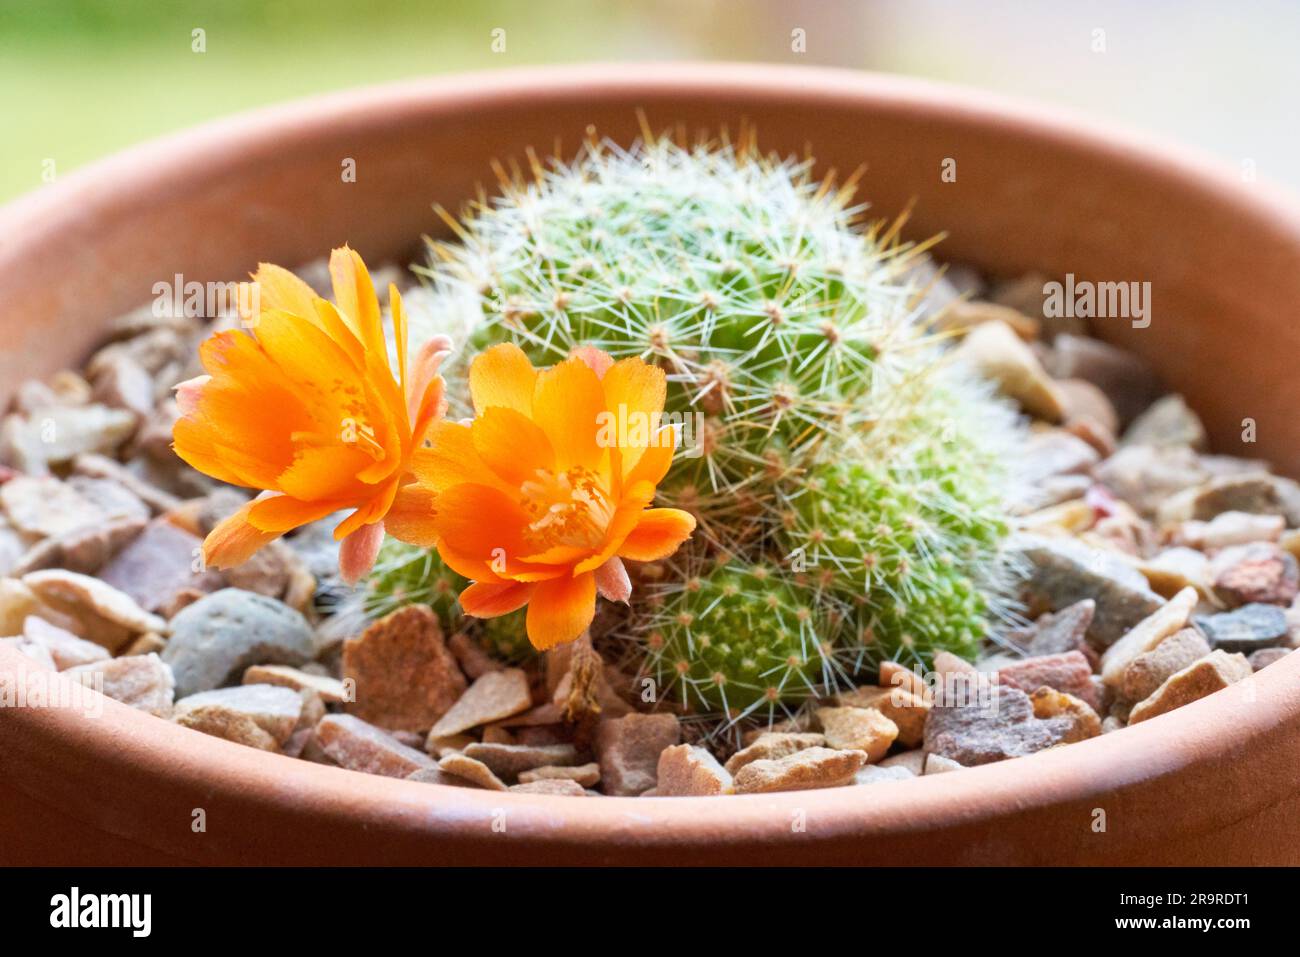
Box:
<box><xmin>329</xmin><ymin>246</ymin><xmax>386</xmax><ymax>358</ymax></box>
<box><xmin>432</xmin><ymin>483</ymin><xmax>532</xmax><ymax>561</ymax></box>
<box><xmin>276</xmin><ymin>445</ymin><xmax>371</xmax><ymax>502</ymax></box>
<box><xmin>333</xmin><ymin>478</ymin><xmax>399</xmax><ymax>539</ymax></box>
<box><xmin>624</xmin><ymin>432</ymin><xmax>676</xmax><ymax>487</ymax></box>
<box><xmin>202</xmin><ymin>501</ymin><xmax>280</xmax><ymax>569</ymax></box>
<box><xmin>247</xmin><ymin>493</ymin><xmax>344</xmax><ymax>533</ymax></box>
<box><xmin>471</xmin><ymin>406</ymin><xmax>555</xmax><ymax>487</ymax></box>
<box><xmin>469</xmin><ymin>342</ymin><xmax>536</xmax><ymax>416</ymax></box>
<box><xmin>617</xmin><ymin>508</ymin><xmax>697</xmax><ymax>562</ymax></box>
<box><xmin>410</xmin><ymin>421</ymin><xmax>512</xmax><ymax>494</ymax></box>
<box><xmin>460</xmin><ymin>580</ymin><xmax>534</xmax><ymax>618</ymax></box>
<box><xmin>247</xmin><ymin>262</ymin><xmax>318</xmax><ymax>320</ymax></box>
<box><xmin>525</xmin><ymin>572</ymin><xmax>596</xmax><ymax>650</ymax></box>
<box><xmin>339</xmin><ymin>521</ymin><xmax>385</xmax><ymax>585</ymax></box>
<box><xmin>532</xmin><ymin>354</ymin><xmax>607</xmax><ymax>472</ymax></box>
<box><xmin>603</xmin><ymin>358</ymin><xmax>669</xmax><ymax>474</ymax></box>
<box><xmin>384</xmin><ymin>482</ymin><xmax>439</xmax><ymax>548</ymax></box>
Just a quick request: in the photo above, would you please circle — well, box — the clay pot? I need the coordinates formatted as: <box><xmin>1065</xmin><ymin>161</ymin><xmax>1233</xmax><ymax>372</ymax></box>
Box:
<box><xmin>2</xmin><ymin>64</ymin><xmax>1299</xmax><ymax>865</ymax></box>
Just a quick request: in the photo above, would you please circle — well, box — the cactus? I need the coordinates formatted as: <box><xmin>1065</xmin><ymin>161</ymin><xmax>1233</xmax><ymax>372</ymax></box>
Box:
<box><xmin>359</xmin><ymin>539</ymin><xmax>539</xmax><ymax>663</ymax></box>
<box><xmin>361</xmin><ymin>538</ymin><xmax>466</xmax><ymax>627</ymax></box>
<box><xmin>399</xmin><ymin>130</ymin><xmax>1020</xmax><ymax>735</ymax></box>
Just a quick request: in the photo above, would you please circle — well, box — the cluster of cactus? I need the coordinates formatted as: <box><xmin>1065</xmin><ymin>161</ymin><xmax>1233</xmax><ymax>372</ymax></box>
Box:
<box><xmin>375</xmin><ymin>130</ymin><xmax>1019</xmax><ymax>733</ymax></box>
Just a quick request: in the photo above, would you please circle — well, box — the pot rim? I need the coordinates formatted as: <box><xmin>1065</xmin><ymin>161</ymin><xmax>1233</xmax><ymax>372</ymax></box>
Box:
<box><xmin>3</xmin><ymin>62</ymin><xmax>1299</xmax><ymax>861</ymax></box>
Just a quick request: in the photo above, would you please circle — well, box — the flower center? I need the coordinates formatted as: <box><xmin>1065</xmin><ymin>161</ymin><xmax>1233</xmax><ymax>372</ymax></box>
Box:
<box><xmin>520</xmin><ymin>466</ymin><xmax>614</xmax><ymax>551</ymax></box>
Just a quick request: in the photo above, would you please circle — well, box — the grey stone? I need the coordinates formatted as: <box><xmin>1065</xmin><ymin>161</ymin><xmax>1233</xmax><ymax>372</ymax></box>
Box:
<box><xmin>1005</xmin><ymin>599</ymin><xmax>1095</xmax><ymax>658</ymax></box>
<box><xmin>923</xmin><ymin>683</ymin><xmax>1076</xmax><ymax>766</ymax></box>
<box><xmin>1194</xmin><ymin>603</ymin><xmax>1290</xmax><ymax>653</ymax></box>
<box><xmin>1046</xmin><ymin>334</ymin><xmax>1159</xmax><ymax>426</ymax></box>
<box><xmin>162</xmin><ymin>588</ymin><xmax>315</xmax><ymax>697</ymax></box>
<box><xmin>1014</xmin><ymin>533</ymin><xmax>1164</xmax><ymax>646</ymax></box>
<box><xmin>1094</xmin><ymin>444</ymin><xmax>1206</xmax><ymax>517</ymax></box>
<box><xmin>1122</xmin><ymin>394</ymin><xmax>1206</xmax><ymax>450</ymax></box>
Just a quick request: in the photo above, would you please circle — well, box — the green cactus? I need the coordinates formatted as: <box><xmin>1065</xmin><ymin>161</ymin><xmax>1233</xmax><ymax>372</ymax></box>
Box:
<box><xmin>637</xmin><ymin>561</ymin><xmax>837</xmax><ymax>723</ymax></box>
<box><xmin>479</xmin><ymin>610</ymin><xmax>536</xmax><ymax>665</ymax></box>
<box><xmin>362</xmin><ymin>538</ymin><xmax>465</xmax><ymax>628</ymax></box>
<box><xmin>360</xmin><ymin>539</ymin><xmax>539</xmax><ymax>663</ymax></box>
<box><xmin>400</xmin><ymin>131</ymin><xmax>1020</xmax><ymax>735</ymax></box>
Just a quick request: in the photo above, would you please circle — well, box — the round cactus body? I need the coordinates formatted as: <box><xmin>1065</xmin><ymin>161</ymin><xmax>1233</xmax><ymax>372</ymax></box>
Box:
<box><xmin>639</xmin><ymin>563</ymin><xmax>833</xmax><ymax>720</ymax></box>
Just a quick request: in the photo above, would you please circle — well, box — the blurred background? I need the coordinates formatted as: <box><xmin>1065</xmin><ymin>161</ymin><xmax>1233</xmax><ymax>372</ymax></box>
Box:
<box><xmin>2</xmin><ymin>0</ymin><xmax>1296</xmax><ymax>203</ymax></box>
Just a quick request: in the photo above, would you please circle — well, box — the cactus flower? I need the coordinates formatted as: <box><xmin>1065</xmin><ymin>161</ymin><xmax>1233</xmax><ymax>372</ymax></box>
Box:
<box><xmin>411</xmin><ymin>343</ymin><xmax>696</xmax><ymax>650</ymax></box>
<box><xmin>172</xmin><ymin>246</ymin><xmax>450</xmax><ymax>583</ymax></box>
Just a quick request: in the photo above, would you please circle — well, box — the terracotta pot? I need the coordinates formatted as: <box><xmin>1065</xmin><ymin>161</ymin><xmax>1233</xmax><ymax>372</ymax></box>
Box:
<box><xmin>2</xmin><ymin>63</ymin><xmax>1299</xmax><ymax>865</ymax></box>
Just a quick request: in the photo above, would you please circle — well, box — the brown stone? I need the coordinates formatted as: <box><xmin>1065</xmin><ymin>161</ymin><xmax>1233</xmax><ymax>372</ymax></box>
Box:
<box><xmin>21</xmin><ymin>568</ymin><xmax>167</xmax><ymax>652</ymax></box>
<box><xmin>10</xmin><ymin>516</ymin><xmax>146</xmax><ymax>577</ymax></box>
<box><xmin>425</xmin><ymin>668</ymin><xmax>531</xmax><ymax>739</ymax></box>
<box><xmin>655</xmin><ymin>744</ymin><xmax>733</xmax><ymax>796</ymax></box>
<box><xmin>593</xmin><ymin>712</ymin><xmax>682</xmax><ymax>796</ymax></box>
<box><xmin>508</xmin><ymin>779</ymin><xmax>588</xmax><ymax>796</ymax></box>
<box><xmin>448</xmin><ymin>631</ymin><xmax>501</xmax><ymax>679</ymax></box>
<box><xmin>997</xmin><ymin>651</ymin><xmax>1099</xmax><ymax>710</ymax></box>
<box><xmin>1211</xmin><ymin>543</ymin><xmax>1300</xmax><ymax>607</ymax></box>
<box><xmin>1100</xmin><ymin>586</ymin><xmax>1198</xmax><ymax>687</ymax></box>
<box><xmin>878</xmin><ymin>660</ymin><xmax>930</xmax><ymax>699</ymax></box>
<box><xmin>815</xmin><ymin>706</ymin><xmax>898</xmax><ymax>761</ymax></box>
<box><xmin>831</xmin><ymin>685</ymin><xmax>930</xmax><ymax>747</ymax></box>
<box><xmin>460</xmin><ymin>742</ymin><xmax>578</xmax><ymax>780</ymax></box>
<box><xmin>314</xmin><ymin>713</ymin><xmax>438</xmax><ymax>777</ymax></box>
<box><xmin>1120</xmin><ymin>627</ymin><xmax>1212</xmax><ymax>703</ymax></box>
<box><xmin>1029</xmin><ymin>688</ymin><xmax>1101</xmax><ymax>743</ymax></box>
<box><xmin>517</xmin><ymin>762</ymin><xmax>600</xmax><ymax>787</ymax></box>
<box><xmin>732</xmin><ymin>747</ymin><xmax>867</xmax><ymax>794</ymax></box>
<box><xmin>243</xmin><ymin>663</ymin><xmax>347</xmax><ymax>704</ymax></box>
<box><xmin>22</xmin><ymin>615</ymin><xmax>108</xmax><ymax>670</ymax></box>
<box><xmin>955</xmin><ymin>320</ymin><xmax>1064</xmax><ymax>421</ymax></box>
<box><xmin>405</xmin><ymin>767</ymin><xmax>483</xmax><ymax>788</ymax></box>
<box><xmin>723</xmin><ymin>732</ymin><xmax>826</xmax><ymax>775</ymax></box>
<box><xmin>66</xmin><ymin>652</ymin><xmax>174</xmax><ymax>717</ymax></box>
<box><xmin>1128</xmin><ymin>650</ymin><xmax>1252</xmax><ymax>723</ymax></box>
<box><xmin>120</xmin><ymin>631</ymin><xmax>167</xmax><ymax>657</ymax></box>
<box><xmin>98</xmin><ymin>519</ymin><xmax>221</xmax><ymax>613</ymax></box>
<box><xmin>438</xmin><ymin>752</ymin><xmax>507</xmax><ymax>791</ymax></box>
<box><xmin>342</xmin><ymin>604</ymin><xmax>466</xmax><ymax>731</ymax></box>
<box><xmin>173</xmin><ymin>684</ymin><xmax>304</xmax><ymax>751</ymax></box>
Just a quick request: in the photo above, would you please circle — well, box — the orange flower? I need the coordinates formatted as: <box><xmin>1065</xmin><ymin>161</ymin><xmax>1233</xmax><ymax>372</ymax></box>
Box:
<box><xmin>172</xmin><ymin>246</ymin><xmax>449</xmax><ymax>583</ymax></box>
<box><xmin>409</xmin><ymin>343</ymin><xmax>696</xmax><ymax>650</ymax></box>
